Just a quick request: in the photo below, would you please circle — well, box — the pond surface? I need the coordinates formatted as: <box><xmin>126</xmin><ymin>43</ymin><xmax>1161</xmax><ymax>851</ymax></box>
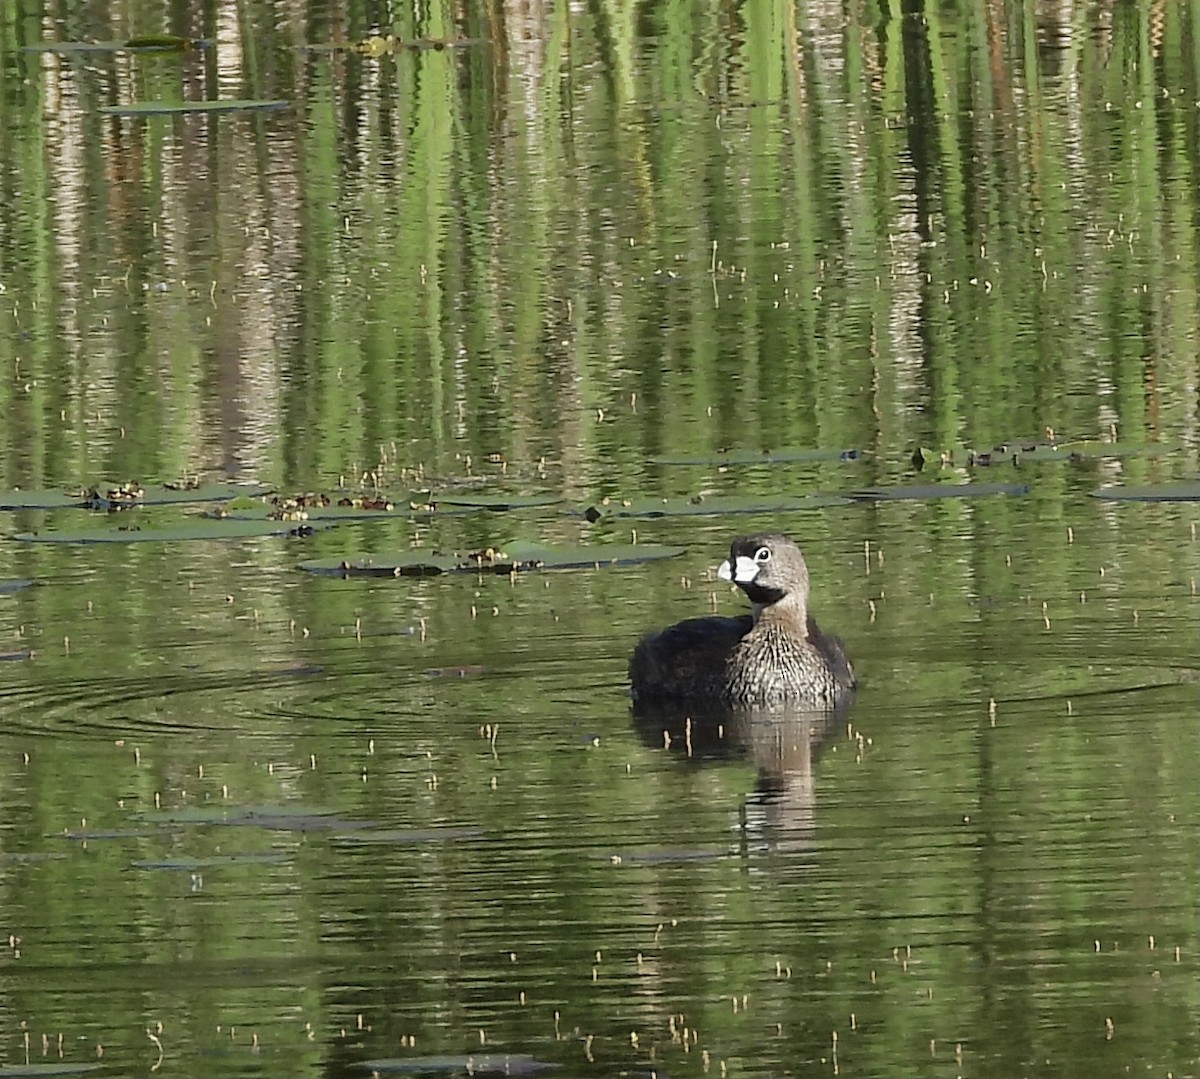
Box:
<box><xmin>0</xmin><ymin>4</ymin><xmax>1197</xmax><ymax>1079</ymax></box>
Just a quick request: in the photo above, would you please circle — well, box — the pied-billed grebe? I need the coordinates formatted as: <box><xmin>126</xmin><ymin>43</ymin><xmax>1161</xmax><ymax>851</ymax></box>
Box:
<box><xmin>629</xmin><ymin>533</ymin><xmax>854</xmax><ymax>706</ymax></box>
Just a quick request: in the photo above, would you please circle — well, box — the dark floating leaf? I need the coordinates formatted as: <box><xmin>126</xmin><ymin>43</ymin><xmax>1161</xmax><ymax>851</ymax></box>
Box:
<box><xmin>357</xmin><ymin>1056</ymin><xmax>556</xmax><ymax>1076</ymax></box>
<box><xmin>1091</xmin><ymin>481</ymin><xmax>1200</xmax><ymax>502</ymax></box>
<box><xmin>429</xmin><ymin>492</ymin><xmax>563</xmax><ymax>511</ymax></box>
<box><xmin>332</xmin><ymin>827</ymin><xmax>485</xmax><ymax>847</ymax></box>
<box><xmin>299</xmin><ymin>551</ymin><xmax>461</xmax><ymax>577</ymax></box>
<box><xmin>849</xmin><ymin>483</ymin><xmax>1030</xmax><ymax>501</ymax></box>
<box><xmin>650</xmin><ymin>447</ymin><xmax>861</xmax><ymax>466</ymax></box>
<box><xmin>0</xmin><ymin>579</ymin><xmax>34</xmax><ymax>594</ymax></box>
<box><xmin>15</xmin><ymin>518</ymin><xmax>331</xmax><ymax>544</ymax></box>
<box><xmin>123</xmin><ymin>34</ymin><xmax>207</xmax><ymax>50</ymax></box>
<box><xmin>298</xmin><ymin>542</ymin><xmax>684</xmax><ymax>577</ymax></box>
<box><xmin>131</xmin><ymin>853</ymin><xmax>291</xmax><ymax>870</ymax></box>
<box><xmin>99</xmin><ymin>99</ymin><xmax>288</xmax><ymax>116</ymax></box>
<box><xmin>583</xmin><ymin>493</ymin><xmax>849</xmax><ymax>521</ymax></box>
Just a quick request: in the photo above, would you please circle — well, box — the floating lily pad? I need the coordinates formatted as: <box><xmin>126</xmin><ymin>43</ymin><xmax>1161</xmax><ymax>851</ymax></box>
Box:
<box><xmin>357</xmin><ymin>1057</ymin><xmax>556</xmax><ymax>1076</ymax></box>
<box><xmin>583</xmin><ymin>493</ymin><xmax>849</xmax><ymax>520</ymax></box>
<box><xmin>1091</xmin><ymin>481</ymin><xmax>1200</xmax><ymax>502</ymax></box>
<box><xmin>99</xmin><ymin>99</ymin><xmax>288</xmax><ymax>116</ymax></box>
<box><xmin>651</xmin><ymin>448</ymin><xmax>862</xmax><ymax>466</ymax></box>
<box><xmin>0</xmin><ymin>579</ymin><xmax>34</xmax><ymax>594</ymax></box>
<box><xmin>52</xmin><ymin>828</ymin><xmax>173</xmax><ymax>841</ymax></box>
<box><xmin>24</xmin><ymin>37</ymin><xmax>211</xmax><ymax>53</ymax></box>
<box><xmin>14</xmin><ymin>518</ymin><xmax>331</xmax><ymax>543</ymax></box>
<box><xmin>136</xmin><ymin>804</ymin><xmax>342</xmax><ymax>826</ymax></box>
<box><xmin>131</xmin><ymin>852</ymin><xmax>291</xmax><ymax>870</ymax></box>
<box><xmin>0</xmin><ymin>481</ymin><xmax>269</xmax><ymax>511</ymax></box>
<box><xmin>332</xmin><ymin>826</ymin><xmax>485</xmax><ymax>847</ymax></box>
<box><xmin>0</xmin><ymin>1064</ymin><xmax>105</xmax><ymax>1076</ymax></box>
<box><xmin>848</xmin><ymin>482</ymin><xmax>1030</xmax><ymax>501</ymax></box>
<box><xmin>605</xmin><ymin>847</ymin><xmax>728</xmax><ymax>865</ymax></box>
<box><xmin>297</xmin><ymin>541</ymin><xmax>685</xmax><ymax>577</ymax></box>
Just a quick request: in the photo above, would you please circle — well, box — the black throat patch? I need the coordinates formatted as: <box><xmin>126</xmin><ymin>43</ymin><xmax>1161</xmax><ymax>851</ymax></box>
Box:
<box><xmin>740</xmin><ymin>580</ymin><xmax>786</xmax><ymax>606</ymax></box>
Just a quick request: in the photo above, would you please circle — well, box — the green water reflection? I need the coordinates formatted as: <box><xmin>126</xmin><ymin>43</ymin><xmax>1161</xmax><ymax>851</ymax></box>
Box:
<box><xmin>0</xmin><ymin>3</ymin><xmax>1196</xmax><ymax>1078</ymax></box>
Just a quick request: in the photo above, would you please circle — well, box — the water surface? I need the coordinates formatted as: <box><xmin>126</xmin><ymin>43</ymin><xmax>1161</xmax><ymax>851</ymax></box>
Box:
<box><xmin>0</xmin><ymin>4</ymin><xmax>1196</xmax><ymax>1078</ymax></box>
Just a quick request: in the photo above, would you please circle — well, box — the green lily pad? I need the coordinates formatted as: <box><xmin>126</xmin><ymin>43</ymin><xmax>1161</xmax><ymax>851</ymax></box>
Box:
<box><xmin>1090</xmin><ymin>481</ymin><xmax>1200</xmax><ymax>502</ymax></box>
<box><xmin>15</xmin><ymin>518</ymin><xmax>331</xmax><ymax>543</ymax></box>
<box><xmin>848</xmin><ymin>482</ymin><xmax>1030</xmax><ymax>501</ymax></box>
<box><xmin>0</xmin><ymin>481</ymin><xmax>269</xmax><ymax>510</ymax></box>
<box><xmin>651</xmin><ymin>448</ymin><xmax>862</xmax><ymax>466</ymax></box>
<box><xmin>583</xmin><ymin>493</ymin><xmax>850</xmax><ymax>520</ymax></box>
<box><xmin>297</xmin><ymin>541</ymin><xmax>685</xmax><ymax>577</ymax></box>
<box><xmin>99</xmin><ymin>99</ymin><xmax>288</xmax><ymax>116</ymax></box>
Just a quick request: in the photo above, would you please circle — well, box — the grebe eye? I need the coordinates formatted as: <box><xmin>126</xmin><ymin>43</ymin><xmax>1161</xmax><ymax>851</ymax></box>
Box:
<box><xmin>754</xmin><ymin>546</ymin><xmax>771</xmax><ymax>562</ymax></box>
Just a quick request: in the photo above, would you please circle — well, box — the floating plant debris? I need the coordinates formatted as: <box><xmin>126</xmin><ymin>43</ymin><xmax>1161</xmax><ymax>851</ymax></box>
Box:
<box><xmin>978</xmin><ymin>440</ymin><xmax>1170</xmax><ymax>465</ymax></box>
<box><xmin>351</xmin><ymin>34</ymin><xmax>490</xmax><ymax>57</ymax></box>
<box><xmin>583</xmin><ymin>493</ymin><xmax>849</xmax><ymax>521</ymax></box>
<box><xmin>650</xmin><ymin>447</ymin><xmax>862</xmax><ymax>466</ymax></box>
<box><xmin>356</xmin><ymin>1056</ymin><xmax>556</xmax><ymax>1075</ymax></box>
<box><xmin>298</xmin><ymin>540</ymin><xmax>685</xmax><ymax>577</ymax></box>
